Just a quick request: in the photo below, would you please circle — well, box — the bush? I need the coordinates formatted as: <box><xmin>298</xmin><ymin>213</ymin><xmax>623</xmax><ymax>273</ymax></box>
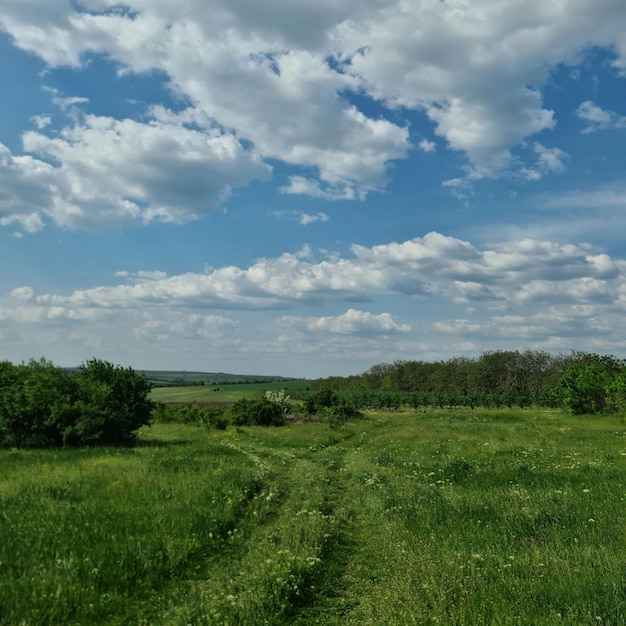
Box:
<box><xmin>0</xmin><ymin>358</ymin><xmax>153</xmax><ymax>448</ymax></box>
<box><xmin>200</xmin><ymin>406</ymin><xmax>230</xmax><ymax>430</ymax></box>
<box><xmin>151</xmin><ymin>402</ymin><xmax>230</xmax><ymax>430</ymax></box>
<box><xmin>558</xmin><ymin>362</ymin><xmax>610</xmax><ymax>415</ymax></box>
<box><xmin>303</xmin><ymin>388</ymin><xmax>338</xmax><ymax>415</ymax></box>
<box><xmin>227</xmin><ymin>398</ymin><xmax>285</xmax><ymax>427</ymax></box>
<box><xmin>318</xmin><ymin>404</ymin><xmax>363</xmax><ymax>429</ymax></box>
<box><xmin>0</xmin><ymin>359</ymin><xmax>75</xmax><ymax>448</ymax></box>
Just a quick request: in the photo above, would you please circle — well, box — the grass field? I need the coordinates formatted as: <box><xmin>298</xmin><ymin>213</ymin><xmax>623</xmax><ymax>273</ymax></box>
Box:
<box><xmin>1</xmin><ymin>408</ymin><xmax>625</xmax><ymax>625</ymax></box>
<box><xmin>150</xmin><ymin>380</ymin><xmax>310</xmax><ymax>404</ymax></box>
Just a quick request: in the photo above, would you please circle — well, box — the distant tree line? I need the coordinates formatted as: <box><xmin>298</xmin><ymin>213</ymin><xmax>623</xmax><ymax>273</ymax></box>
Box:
<box><xmin>296</xmin><ymin>351</ymin><xmax>626</xmax><ymax>415</ymax></box>
<box><xmin>0</xmin><ymin>358</ymin><xmax>153</xmax><ymax>448</ymax></box>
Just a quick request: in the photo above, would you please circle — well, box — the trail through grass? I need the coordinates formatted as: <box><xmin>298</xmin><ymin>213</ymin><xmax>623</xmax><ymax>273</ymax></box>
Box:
<box><xmin>1</xmin><ymin>410</ymin><xmax>625</xmax><ymax>625</ymax></box>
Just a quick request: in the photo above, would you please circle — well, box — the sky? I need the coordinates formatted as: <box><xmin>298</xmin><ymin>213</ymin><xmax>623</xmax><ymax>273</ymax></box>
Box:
<box><xmin>0</xmin><ymin>0</ymin><xmax>626</xmax><ymax>379</ymax></box>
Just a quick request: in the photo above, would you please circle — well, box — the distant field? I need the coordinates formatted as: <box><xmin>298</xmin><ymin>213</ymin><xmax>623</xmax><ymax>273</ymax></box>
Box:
<box><xmin>150</xmin><ymin>379</ymin><xmax>311</xmax><ymax>404</ymax></box>
<box><xmin>1</xmin><ymin>408</ymin><xmax>624</xmax><ymax>625</ymax></box>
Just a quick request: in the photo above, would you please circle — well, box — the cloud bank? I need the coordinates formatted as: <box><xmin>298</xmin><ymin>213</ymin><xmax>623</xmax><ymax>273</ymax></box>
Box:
<box><xmin>3</xmin><ymin>232</ymin><xmax>626</xmax><ymax>374</ymax></box>
<box><xmin>1</xmin><ymin>0</ymin><xmax>625</xmax><ymax>231</ymax></box>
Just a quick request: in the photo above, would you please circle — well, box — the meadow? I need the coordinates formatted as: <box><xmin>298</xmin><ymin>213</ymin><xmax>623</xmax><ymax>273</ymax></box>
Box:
<box><xmin>149</xmin><ymin>379</ymin><xmax>310</xmax><ymax>404</ymax></box>
<box><xmin>1</xmin><ymin>408</ymin><xmax>625</xmax><ymax>625</ymax></box>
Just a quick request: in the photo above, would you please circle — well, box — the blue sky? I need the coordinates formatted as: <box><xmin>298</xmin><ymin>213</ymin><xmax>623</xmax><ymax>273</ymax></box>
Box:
<box><xmin>1</xmin><ymin>0</ymin><xmax>626</xmax><ymax>378</ymax></box>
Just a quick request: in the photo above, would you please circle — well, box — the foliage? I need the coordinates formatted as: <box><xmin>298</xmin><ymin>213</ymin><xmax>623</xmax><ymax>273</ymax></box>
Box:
<box><xmin>302</xmin><ymin>388</ymin><xmax>338</xmax><ymax>415</ymax></box>
<box><xmin>318</xmin><ymin>403</ymin><xmax>363</xmax><ymax>428</ymax></box>
<box><xmin>606</xmin><ymin>367</ymin><xmax>626</xmax><ymax>414</ymax></box>
<box><xmin>558</xmin><ymin>362</ymin><xmax>610</xmax><ymax>415</ymax></box>
<box><xmin>264</xmin><ymin>388</ymin><xmax>292</xmax><ymax>413</ymax></box>
<box><xmin>69</xmin><ymin>359</ymin><xmax>154</xmax><ymax>446</ymax></box>
<box><xmin>0</xmin><ymin>358</ymin><xmax>153</xmax><ymax>448</ymax></box>
<box><xmin>305</xmin><ymin>350</ymin><xmax>626</xmax><ymax>415</ymax></box>
<box><xmin>152</xmin><ymin>401</ymin><xmax>230</xmax><ymax>430</ymax></box>
<box><xmin>227</xmin><ymin>397</ymin><xmax>286</xmax><ymax>426</ymax></box>
<box><xmin>0</xmin><ymin>358</ymin><xmax>76</xmax><ymax>448</ymax></box>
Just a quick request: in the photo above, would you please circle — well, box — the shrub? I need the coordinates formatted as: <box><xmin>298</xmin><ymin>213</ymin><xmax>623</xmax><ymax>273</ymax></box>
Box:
<box><xmin>227</xmin><ymin>398</ymin><xmax>285</xmax><ymax>427</ymax></box>
<box><xmin>264</xmin><ymin>388</ymin><xmax>291</xmax><ymax>413</ymax></box>
<box><xmin>0</xmin><ymin>358</ymin><xmax>153</xmax><ymax>448</ymax></box>
<box><xmin>200</xmin><ymin>406</ymin><xmax>230</xmax><ymax>430</ymax></box>
<box><xmin>558</xmin><ymin>362</ymin><xmax>610</xmax><ymax>415</ymax></box>
<box><xmin>0</xmin><ymin>359</ymin><xmax>75</xmax><ymax>448</ymax></box>
<box><xmin>318</xmin><ymin>403</ymin><xmax>363</xmax><ymax>429</ymax></box>
<box><xmin>303</xmin><ymin>388</ymin><xmax>338</xmax><ymax>415</ymax></box>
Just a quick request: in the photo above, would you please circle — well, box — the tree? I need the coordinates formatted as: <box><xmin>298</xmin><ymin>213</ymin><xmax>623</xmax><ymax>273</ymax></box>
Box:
<box><xmin>69</xmin><ymin>359</ymin><xmax>154</xmax><ymax>445</ymax></box>
<box><xmin>0</xmin><ymin>358</ymin><xmax>153</xmax><ymax>448</ymax></box>
<box><xmin>0</xmin><ymin>359</ymin><xmax>75</xmax><ymax>448</ymax></box>
<box><xmin>605</xmin><ymin>367</ymin><xmax>626</xmax><ymax>414</ymax></box>
<box><xmin>558</xmin><ymin>362</ymin><xmax>610</xmax><ymax>415</ymax></box>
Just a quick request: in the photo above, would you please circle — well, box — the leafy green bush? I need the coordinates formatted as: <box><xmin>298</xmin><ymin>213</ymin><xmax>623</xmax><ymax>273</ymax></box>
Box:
<box><xmin>0</xmin><ymin>358</ymin><xmax>153</xmax><ymax>448</ymax></box>
<box><xmin>558</xmin><ymin>362</ymin><xmax>610</xmax><ymax>415</ymax></box>
<box><xmin>152</xmin><ymin>402</ymin><xmax>230</xmax><ymax>430</ymax></box>
<box><xmin>0</xmin><ymin>359</ymin><xmax>75</xmax><ymax>448</ymax></box>
<box><xmin>200</xmin><ymin>405</ymin><xmax>230</xmax><ymax>430</ymax></box>
<box><xmin>303</xmin><ymin>388</ymin><xmax>338</xmax><ymax>415</ymax></box>
<box><xmin>227</xmin><ymin>397</ymin><xmax>285</xmax><ymax>426</ymax></box>
<box><xmin>318</xmin><ymin>403</ymin><xmax>363</xmax><ymax>428</ymax></box>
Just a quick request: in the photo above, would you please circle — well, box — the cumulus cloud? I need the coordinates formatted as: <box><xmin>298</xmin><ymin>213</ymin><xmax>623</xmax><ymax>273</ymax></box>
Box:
<box><xmin>418</xmin><ymin>139</ymin><xmax>436</xmax><ymax>153</ymax></box>
<box><xmin>0</xmin><ymin>143</ymin><xmax>54</xmax><ymax>232</ymax></box>
<box><xmin>3</xmin><ymin>4</ymin><xmax>409</xmax><ymax>198</ymax></box>
<box><xmin>4</xmin><ymin>230</ymin><xmax>626</xmax><ymax>372</ymax></box>
<box><xmin>576</xmin><ymin>100</ymin><xmax>626</xmax><ymax>133</ymax></box>
<box><xmin>533</xmin><ymin>142</ymin><xmax>568</xmax><ymax>173</ymax></box>
<box><xmin>1</xmin><ymin>0</ymin><xmax>623</xmax><ymax>222</ymax></box>
<box><xmin>8</xmin><ymin>231</ymin><xmax>626</xmax><ymax>314</ymax></box>
<box><xmin>31</xmin><ymin>115</ymin><xmax>52</xmax><ymax>130</ymax></box>
<box><xmin>334</xmin><ymin>0</ymin><xmax>626</xmax><ymax>175</ymax></box>
<box><xmin>281</xmin><ymin>308</ymin><xmax>412</xmax><ymax>335</ymax></box>
<box><xmin>12</xmin><ymin>110</ymin><xmax>271</xmax><ymax>229</ymax></box>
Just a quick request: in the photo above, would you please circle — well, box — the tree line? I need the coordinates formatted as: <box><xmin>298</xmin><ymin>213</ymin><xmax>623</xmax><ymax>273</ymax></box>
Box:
<box><xmin>3</xmin><ymin>350</ymin><xmax>625</xmax><ymax>449</ymax></box>
<box><xmin>300</xmin><ymin>350</ymin><xmax>626</xmax><ymax>415</ymax></box>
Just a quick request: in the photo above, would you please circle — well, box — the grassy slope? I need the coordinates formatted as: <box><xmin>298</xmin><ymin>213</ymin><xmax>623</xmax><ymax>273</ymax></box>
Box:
<box><xmin>1</xmin><ymin>408</ymin><xmax>625</xmax><ymax>625</ymax></box>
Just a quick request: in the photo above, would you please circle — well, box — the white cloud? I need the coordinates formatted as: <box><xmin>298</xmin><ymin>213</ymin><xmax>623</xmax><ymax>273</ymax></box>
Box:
<box><xmin>282</xmin><ymin>308</ymin><xmax>411</xmax><ymax>335</ymax></box>
<box><xmin>132</xmin><ymin>312</ymin><xmax>237</xmax><ymax>342</ymax></box>
<box><xmin>418</xmin><ymin>139</ymin><xmax>436</xmax><ymax>153</ymax></box>
<box><xmin>519</xmin><ymin>142</ymin><xmax>569</xmax><ymax>181</ymax></box>
<box><xmin>15</xmin><ymin>111</ymin><xmax>271</xmax><ymax>229</ymax></box>
<box><xmin>9</xmin><ymin>231</ymin><xmax>625</xmax><ymax>314</ymax></box>
<box><xmin>4</xmin><ymin>231</ymin><xmax>626</xmax><ymax>373</ymax></box>
<box><xmin>280</xmin><ymin>176</ymin><xmax>366</xmax><ymax>201</ymax></box>
<box><xmin>273</xmin><ymin>210</ymin><xmax>330</xmax><ymax>225</ymax></box>
<box><xmin>533</xmin><ymin>142</ymin><xmax>568</xmax><ymax>173</ymax></box>
<box><xmin>2</xmin><ymin>0</ymin><xmax>623</xmax><ymax>211</ymax></box>
<box><xmin>31</xmin><ymin>115</ymin><xmax>52</xmax><ymax>130</ymax></box>
<box><xmin>576</xmin><ymin>100</ymin><xmax>626</xmax><ymax>133</ymax></box>
<box><xmin>10</xmin><ymin>286</ymin><xmax>35</xmax><ymax>300</ymax></box>
<box><xmin>0</xmin><ymin>143</ymin><xmax>54</xmax><ymax>232</ymax></box>
<box><xmin>299</xmin><ymin>212</ymin><xmax>329</xmax><ymax>225</ymax></box>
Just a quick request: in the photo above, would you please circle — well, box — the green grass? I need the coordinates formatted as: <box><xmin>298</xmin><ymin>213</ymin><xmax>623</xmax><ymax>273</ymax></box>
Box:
<box><xmin>1</xmin><ymin>409</ymin><xmax>625</xmax><ymax>625</ymax></box>
<box><xmin>150</xmin><ymin>379</ymin><xmax>310</xmax><ymax>404</ymax></box>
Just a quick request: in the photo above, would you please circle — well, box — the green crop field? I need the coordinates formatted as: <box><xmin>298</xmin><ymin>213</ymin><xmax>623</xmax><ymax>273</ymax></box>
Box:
<box><xmin>150</xmin><ymin>379</ymin><xmax>310</xmax><ymax>404</ymax></box>
<box><xmin>1</xmin><ymin>408</ymin><xmax>625</xmax><ymax>625</ymax></box>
